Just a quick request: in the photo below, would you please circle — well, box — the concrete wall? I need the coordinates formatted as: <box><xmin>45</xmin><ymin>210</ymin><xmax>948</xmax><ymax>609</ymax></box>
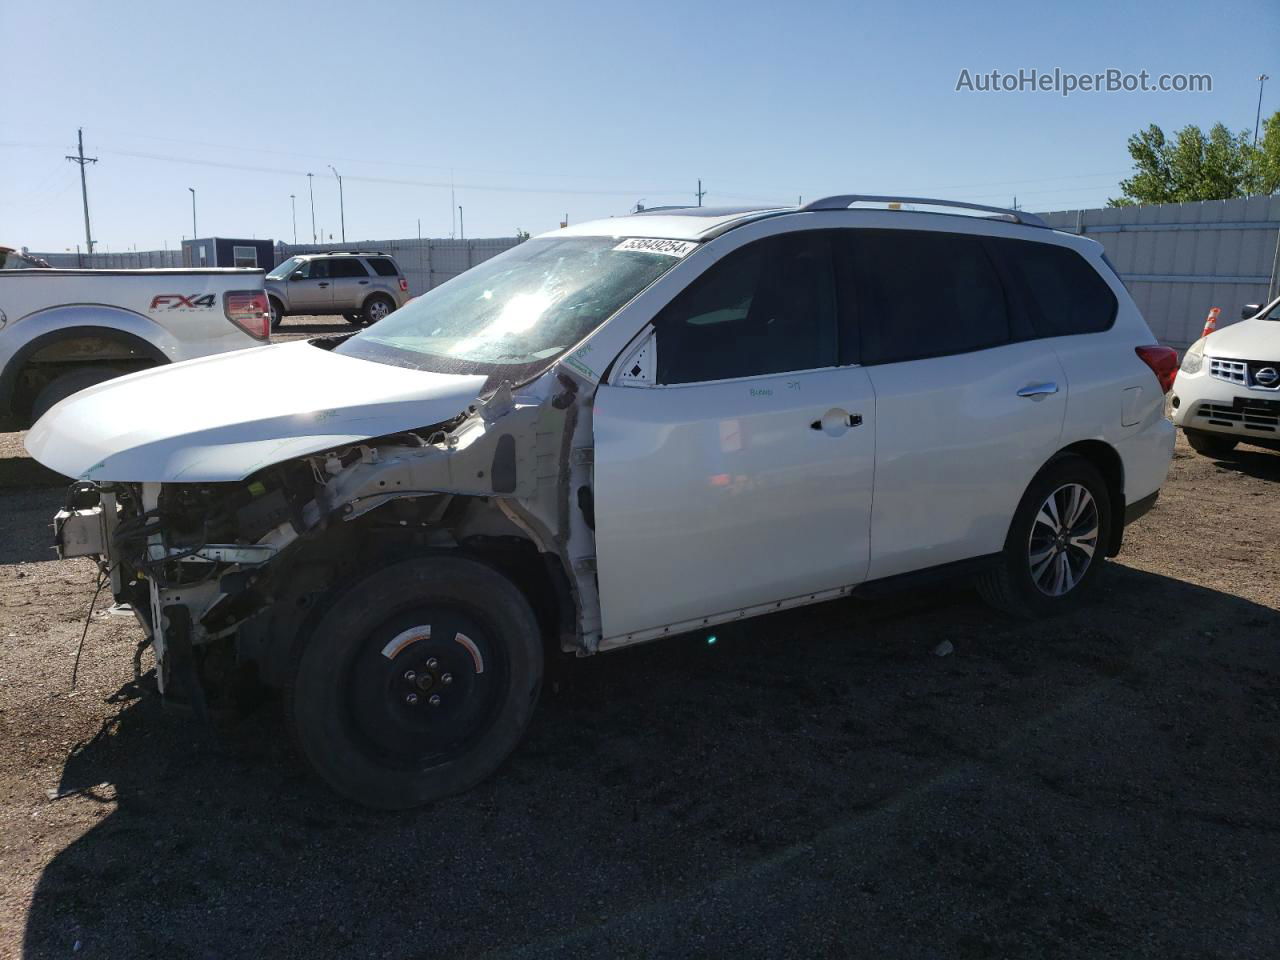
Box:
<box><xmin>1039</xmin><ymin>196</ymin><xmax>1280</xmax><ymax>349</ymax></box>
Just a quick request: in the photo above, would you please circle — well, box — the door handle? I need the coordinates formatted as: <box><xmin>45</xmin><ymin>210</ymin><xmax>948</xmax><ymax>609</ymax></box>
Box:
<box><xmin>358</xmin><ymin>279</ymin><xmax>369</xmax><ymax>284</ymax></box>
<box><xmin>1016</xmin><ymin>382</ymin><xmax>1058</xmax><ymax>400</ymax></box>
<box><xmin>318</xmin><ymin>282</ymin><xmax>330</xmax><ymax>287</ymax></box>
<box><xmin>810</xmin><ymin>411</ymin><xmax>863</xmax><ymax>431</ymax></box>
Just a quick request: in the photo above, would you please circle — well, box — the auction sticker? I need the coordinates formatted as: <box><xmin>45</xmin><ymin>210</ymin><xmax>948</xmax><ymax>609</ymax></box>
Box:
<box><xmin>613</xmin><ymin>237</ymin><xmax>698</xmax><ymax>257</ymax></box>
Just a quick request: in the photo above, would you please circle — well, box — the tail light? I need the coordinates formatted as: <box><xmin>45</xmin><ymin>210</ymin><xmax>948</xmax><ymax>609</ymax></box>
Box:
<box><xmin>399</xmin><ymin>277</ymin><xmax>409</xmax><ymax>293</ymax></box>
<box><xmin>1136</xmin><ymin>345</ymin><xmax>1178</xmax><ymax>393</ymax></box>
<box><xmin>224</xmin><ymin>290</ymin><xmax>271</xmax><ymax>341</ymax></box>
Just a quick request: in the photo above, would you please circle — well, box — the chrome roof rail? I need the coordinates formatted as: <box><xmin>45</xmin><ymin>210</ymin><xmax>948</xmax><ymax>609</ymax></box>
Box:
<box><xmin>800</xmin><ymin>194</ymin><xmax>1048</xmax><ymax>228</ymax></box>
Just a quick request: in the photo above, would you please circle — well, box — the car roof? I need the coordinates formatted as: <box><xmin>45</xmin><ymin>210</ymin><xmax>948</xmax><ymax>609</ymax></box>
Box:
<box><xmin>547</xmin><ymin>206</ymin><xmax>788</xmax><ymax>242</ymax></box>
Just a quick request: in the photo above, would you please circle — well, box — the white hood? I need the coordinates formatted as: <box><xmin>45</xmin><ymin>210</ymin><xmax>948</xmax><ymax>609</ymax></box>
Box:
<box><xmin>1203</xmin><ymin>317</ymin><xmax>1280</xmax><ymax>361</ymax></box>
<box><xmin>24</xmin><ymin>340</ymin><xmax>487</xmax><ymax>482</ymax></box>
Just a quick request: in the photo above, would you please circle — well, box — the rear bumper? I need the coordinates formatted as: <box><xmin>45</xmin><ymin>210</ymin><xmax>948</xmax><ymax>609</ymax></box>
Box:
<box><xmin>1124</xmin><ymin>490</ymin><xmax>1159</xmax><ymax>526</ymax></box>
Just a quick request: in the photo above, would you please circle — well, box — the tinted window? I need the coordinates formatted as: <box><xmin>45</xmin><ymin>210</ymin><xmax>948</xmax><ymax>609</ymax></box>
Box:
<box><xmin>301</xmin><ymin>260</ymin><xmax>330</xmax><ymax>279</ymax></box>
<box><xmin>328</xmin><ymin>258</ymin><xmax>368</xmax><ymax>278</ymax></box>
<box><xmin>846</xmin><ymin>230</ymin><xmax>1010</xmax><ymax>365</ymax></box>
<box><xmin>655</xmin><ymin>233</ymin><xmax>837</xmax><ymax>384</ymax></box>
<box><xmin>991</xmin><ymin>239</ymin><xmax>1117</xmax><ymax>337</ymax></box>
<box><xmin>366</xmin><ymin>257</ymin><xmax>399</xmax><ymax>277</ymax></box>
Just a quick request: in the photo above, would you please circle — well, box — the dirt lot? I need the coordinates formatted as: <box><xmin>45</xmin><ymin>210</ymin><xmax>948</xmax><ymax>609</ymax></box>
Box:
<box><xmin>2</xmin><ymin>351</ymin><xmax>1278</xmax><ymax>957</ymax></box>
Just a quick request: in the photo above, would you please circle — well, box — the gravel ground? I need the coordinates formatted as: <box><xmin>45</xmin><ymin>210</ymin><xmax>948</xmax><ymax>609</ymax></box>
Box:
<box><xmin>1</xmin><ymin>367</ymin><xmax>1278</xmax><ymax>957</ymax></box>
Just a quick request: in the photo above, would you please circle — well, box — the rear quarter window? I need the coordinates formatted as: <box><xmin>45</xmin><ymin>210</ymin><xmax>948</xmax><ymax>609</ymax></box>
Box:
<box><xmin>992</xmin><ymin>239</ymin><xmax>1118</xmax><ymax>337</ymax></box>
<box><xmin>366</xmin><ymin>258</ymin><xmax>399</xmax><ymax>277</ymax></box>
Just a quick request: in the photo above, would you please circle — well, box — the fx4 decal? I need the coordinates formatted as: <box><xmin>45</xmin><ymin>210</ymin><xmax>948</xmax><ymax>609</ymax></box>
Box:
<box><xmin>150</xmin><ymin>294</ymin><xmax>217</xmax><ymax>310</ymax></box>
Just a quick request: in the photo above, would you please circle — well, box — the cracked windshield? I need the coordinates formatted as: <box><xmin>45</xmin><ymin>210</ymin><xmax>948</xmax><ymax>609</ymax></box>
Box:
<box><xmin>336</xmin><ymin>236</ymin><xmax>686</xmax><ymax>372</ymax></box>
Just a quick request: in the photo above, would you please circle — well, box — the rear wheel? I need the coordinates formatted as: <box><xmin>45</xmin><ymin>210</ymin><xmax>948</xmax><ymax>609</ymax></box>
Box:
<box><xmin>1184</xmin><ymin>429</ymin><xmax>1237</xmax><ymax>458</ymax></box>
<box><xmin>976</xmin><ymin>455</ymin><xmax>1111</xmax><ymax>618</ymax></box>
<box><xmin>287</xmin><ymin>556</ymin><xmax>543</xmax><ymax>809</ymax></box>
<box><xmin>30</xmin><ymin>366</ymin><xmax>123</xmax><ymax>423</ymax></box>
<box><xmin>362</xmin><ymin>294</ymin><xmax>394</xmax><ymax>325</ymax></box>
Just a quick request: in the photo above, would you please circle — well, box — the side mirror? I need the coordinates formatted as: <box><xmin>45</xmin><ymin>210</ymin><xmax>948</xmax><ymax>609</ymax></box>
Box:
<box><xmin>290</xmin><ymin>271</ymin><xmax>304</xmax><ymax>281</ymax></box>
<box><xmin>1242</xmin><ymin>304</ymin><xmax>1261</xmax><ymax>320</ymax></box>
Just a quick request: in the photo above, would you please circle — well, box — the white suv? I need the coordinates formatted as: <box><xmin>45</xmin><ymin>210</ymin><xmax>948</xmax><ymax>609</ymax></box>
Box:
<box><xmin>1171</xmin><ymin>298</ymin><xmax>1280</xmax><ymax>456</ymax></box>
<box><xmin>27</xmin><ymin>196</ymin><xmax>1176</xmax><ymax>808</ymax></box>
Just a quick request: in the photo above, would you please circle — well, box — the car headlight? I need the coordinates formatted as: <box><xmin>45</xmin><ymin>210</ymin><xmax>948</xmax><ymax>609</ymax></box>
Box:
<box><xmin>1180</xmin><ymin>338</ymin><xmax>1205</xmax><ymax>375</ymax></box>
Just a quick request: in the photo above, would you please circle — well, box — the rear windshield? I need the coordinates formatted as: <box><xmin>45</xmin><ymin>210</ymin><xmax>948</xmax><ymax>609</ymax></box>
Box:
<box><xmin>335</xmin><ymin>236</ymin><xmax>689</xmax><ymax>376</ymax></box>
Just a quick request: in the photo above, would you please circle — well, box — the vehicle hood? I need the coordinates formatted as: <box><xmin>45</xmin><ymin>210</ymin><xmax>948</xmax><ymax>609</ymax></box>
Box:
<box><xmin>1203</xmin><ymin>317</ymin><xmax>1280</xmax><ymax>361</ymax></box>
<box><xmin>24</xmin><ymin>340</ymin><xmax>487</xmax><ymax>482</ymax></box>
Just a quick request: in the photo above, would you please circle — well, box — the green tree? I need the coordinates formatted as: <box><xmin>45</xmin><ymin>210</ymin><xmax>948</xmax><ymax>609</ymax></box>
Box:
<box><xmin>1109</xmin><ymin>111</ymin><xmax>1280</xmax><ymax>206</ymax></box>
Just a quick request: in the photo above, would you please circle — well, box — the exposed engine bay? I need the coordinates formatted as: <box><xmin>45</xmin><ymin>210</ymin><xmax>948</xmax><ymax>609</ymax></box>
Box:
<box><xmin>54</xmin><ymin>367</ymin><xmax>599</xmax><ymax>714</ymax></box>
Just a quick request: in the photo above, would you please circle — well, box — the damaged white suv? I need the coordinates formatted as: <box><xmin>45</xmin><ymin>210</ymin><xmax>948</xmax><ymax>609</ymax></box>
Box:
<box><xmin>27</xmin><ymin>196</ymin><xmax>1177</xmax><ymax>808</ymax></box>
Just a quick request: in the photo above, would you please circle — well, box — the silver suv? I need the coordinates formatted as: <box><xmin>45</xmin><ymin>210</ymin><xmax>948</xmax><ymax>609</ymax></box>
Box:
<box><xmin>264</xmin><ymin>252</ymin><xmax>408</xmax><ymax>329</ymax></box>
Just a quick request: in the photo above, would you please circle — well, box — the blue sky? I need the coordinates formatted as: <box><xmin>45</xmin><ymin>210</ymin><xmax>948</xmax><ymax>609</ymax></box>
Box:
<box><xmin>1</xmin><ymin>0</ymin><xmax>1276</xmax><ymax>251</ymax></box>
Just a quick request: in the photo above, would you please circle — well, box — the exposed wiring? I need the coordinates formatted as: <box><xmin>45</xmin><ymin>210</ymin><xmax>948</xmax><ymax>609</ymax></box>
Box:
<box><xmin>71</xmin><ymin>565</ymin><xmax>111</xmax><ymax>689</ymax></box>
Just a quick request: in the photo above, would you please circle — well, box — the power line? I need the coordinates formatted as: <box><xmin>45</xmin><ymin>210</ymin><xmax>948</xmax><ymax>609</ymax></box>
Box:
<box><xmin>64</xmin><ymin>127</ymin><xmax>97</xmax><ymax>255</ymax></box>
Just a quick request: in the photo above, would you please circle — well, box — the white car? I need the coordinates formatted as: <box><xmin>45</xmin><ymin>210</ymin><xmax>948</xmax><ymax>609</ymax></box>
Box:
<box><xmin>27</xmin><ymin>196</ymin><xmax>1176</xmax><ymax>808</ymax></box>
<box><xmin>1171</xmin><ymin>298</ymin><xmax>1280</xmax><ymax>456</ymax></box>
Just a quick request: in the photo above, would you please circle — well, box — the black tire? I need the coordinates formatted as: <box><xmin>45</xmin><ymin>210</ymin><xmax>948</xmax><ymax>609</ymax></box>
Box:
<box><xmin>362</xmin><ymin>294</ymin><xmax>395</xmax><ymax>325</ymax></box>
<box><xmin>342</xmin><ymin>312</ymin><xmax>364</xmax><ymax>325</ymax></box>
<box><xmin>287</xmin><ymin>556</ymin><xmax>543</xmax><ymax>809</ymax></box>
<box><xmin>30</xmin><ymin>366</ymin><xmax>123</xmax><ymax>423</ymax></box>
<box><xmin>268</xmin><ymin>297</ymin><xmax>285</xmax><ymax>331</ymax></box>
<box><xmin>1184</xmin><ymin>429</ymin><xmax>1237</xmax><ymax>458</ymax></box>
<box><xmin>976</xmin><ymin>454</ymin><xmax>1112</xmax><ymax>619</ymax></box>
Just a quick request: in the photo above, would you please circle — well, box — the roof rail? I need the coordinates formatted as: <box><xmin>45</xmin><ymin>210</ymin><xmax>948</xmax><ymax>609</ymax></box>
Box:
<box><xmin>800</xmin><ymin>194</ymin><xmax>1047</xmax><ymax>228</ymax></box>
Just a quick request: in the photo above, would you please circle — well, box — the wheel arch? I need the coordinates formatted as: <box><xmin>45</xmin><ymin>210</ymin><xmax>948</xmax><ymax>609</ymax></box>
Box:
<box><xmin>1</xmin><ymin>321</ymin><xmax>170</xmax><ymax>424</ymax></box>
<box><xmin>1049</xmin><ymin>439</ymin><xmax>1125</xmax><ymax>557</ymax></box>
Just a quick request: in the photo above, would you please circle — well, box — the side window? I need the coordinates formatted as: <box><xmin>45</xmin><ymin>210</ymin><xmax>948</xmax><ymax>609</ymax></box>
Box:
<box><xmin>846</xmin><ymin>230</ymin><xmax>1010</xmax><ymax>365</ymax></box>
<box><xmin>328</xmin><ymin>258</ymin><xmax>369</xmax><ymax>278</ymax></box>
<box><xmin>366</xmin><ymin>258</ymin><xmax>399</xmax><ymax>277</ymax></box>
<box><xmin>655</xmin><ymin>233</ymin><xmax>837</xmax><ymax>385</ymax></box>
<box><xmin>990</xmin><ymin>239</ymin><xmax>1118</xmax><ymax>337</ymax></box>
<box><xmin>301</xmin><ymin>260</ymin><xmax>330</xmax><ymax>280</ymax></box>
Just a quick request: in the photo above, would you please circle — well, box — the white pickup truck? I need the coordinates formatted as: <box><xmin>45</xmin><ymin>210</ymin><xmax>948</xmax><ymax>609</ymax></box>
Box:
<box><xmin>0</xmin><ymin>266</ymin><xmax>271</xmax><ymax>428</ymax></box>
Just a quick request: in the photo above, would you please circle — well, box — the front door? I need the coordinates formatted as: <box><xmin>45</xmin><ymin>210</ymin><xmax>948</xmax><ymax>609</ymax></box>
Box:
<box><xmin>593</xmin><ymin>232</ymin><xmax>876</xmax><ymax>643</ymax></box>
<box><xmin>290</xmin><ymin>259</ymin><xmax>334</xmax><ymax>313</ymax></box>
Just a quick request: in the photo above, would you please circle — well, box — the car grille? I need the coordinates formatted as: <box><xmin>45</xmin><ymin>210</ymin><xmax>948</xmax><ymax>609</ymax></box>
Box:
<box><xmin>1195</xmin><ymin>401</ymin><xmax>1280</xmax><ymax>433</ymax></box>
<box><xmin>1208</xmin><ymin>356</ymin><xmax>1280</xmax><ymax>391</ymax></box>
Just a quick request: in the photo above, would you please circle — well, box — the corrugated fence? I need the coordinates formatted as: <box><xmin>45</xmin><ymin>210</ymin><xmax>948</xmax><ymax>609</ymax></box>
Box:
<box><xmin>1040</xmin><ymin>196</ymin><xmax>1280</xmax><ymax>350</ymax></box>
<box><xmin>274</xmin><ymin>238</ymin><xmax>521</xmax><ymax>297</ymax></box>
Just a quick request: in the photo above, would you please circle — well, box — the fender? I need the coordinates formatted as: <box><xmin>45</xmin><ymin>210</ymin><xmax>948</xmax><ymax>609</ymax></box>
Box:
<box><xmin>0</xmin><ymin>306</ymin><xmax>175</xmax><ymax>418</ymax></box>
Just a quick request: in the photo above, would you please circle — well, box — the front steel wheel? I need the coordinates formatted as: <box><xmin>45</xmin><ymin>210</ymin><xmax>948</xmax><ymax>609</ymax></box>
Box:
<box><xmin>1027</xmin><ymin>483</ymin><xmax>1100</xmax><ymax>597</ymax></box>
<box><xmin>288</xmin><ymin>556</ymin><xmax>543</xmax><ymax>808</ymax></box>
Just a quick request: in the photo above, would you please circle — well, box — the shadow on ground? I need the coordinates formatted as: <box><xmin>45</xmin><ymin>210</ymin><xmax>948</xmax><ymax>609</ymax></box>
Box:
<box><xmin>22</xmin><ymin>566</ymin><xmax>1280</xmax><ymax>959</ymax></box>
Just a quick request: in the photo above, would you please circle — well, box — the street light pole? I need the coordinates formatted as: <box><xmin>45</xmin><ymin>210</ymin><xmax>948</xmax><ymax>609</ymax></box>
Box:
<box><xmin>188</xmin><ymin>187</ymin><xmax>197</xmax><ymax>238</ymax></box>
<box><xmin>289</xmin><ymin>194</ymin><xmax>297</xmax><ymax>244</ymax></box>
<box><xmin>1255</xmin><ymin>75</ymin><xmax>1270</xmax><ymax>148</ymax></box>
<box><xmin>329</xmin><ymin>165</ymin><xmax>345</xmax><ymax>243</ymax></box>
<box><xmin>458</xmin><ymin>205</ymin><xmax>464</xmax><ymax>241</ymax></box>
<box><xmin>307</xmin><ymin>173</ymin><xmax>316</xmax><ymax>245</ymax></box>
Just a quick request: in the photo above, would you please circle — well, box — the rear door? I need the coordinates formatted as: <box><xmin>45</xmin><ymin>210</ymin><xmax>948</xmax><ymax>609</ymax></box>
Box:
<box><xmin>327</xmin><ymin>257</ymin><xmax>371</xmax><ymax>310</ymax></box>
<box><xmin>593</xmin><ymin>231</ymin><xmax>877</xmax><ymax>642</ymax></box>
<box><xmin>290</xmin><ymin>259</ymin><xmax>334</xmax><ymax>313</ymax></box>
<box><xmin>841</xmin><ymin>228</ymin><xmax>1068</xmax><ymax>580</ymax></box>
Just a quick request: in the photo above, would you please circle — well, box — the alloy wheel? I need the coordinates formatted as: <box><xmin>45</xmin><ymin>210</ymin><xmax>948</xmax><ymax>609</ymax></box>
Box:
<box><xmin>1027</xmin><ymin>482</ymin><xmax>1099</xmax><ymax>597</ymax></box>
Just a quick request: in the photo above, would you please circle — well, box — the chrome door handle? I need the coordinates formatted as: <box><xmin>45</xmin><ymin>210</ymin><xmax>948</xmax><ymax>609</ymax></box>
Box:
<box><xmin>318</xmin><ymin>282</ymin><xmax>330</xmax><ymax>288</ymax></box>
<box><xmin>358</xmin><ymin>279</ymin><xmax>369</xmax><ymax>284</ymax></box>
<box><xmin>1017</xmin><ymin>382</ymin><xmax>1058</xmax><ymax>400</ymax></box>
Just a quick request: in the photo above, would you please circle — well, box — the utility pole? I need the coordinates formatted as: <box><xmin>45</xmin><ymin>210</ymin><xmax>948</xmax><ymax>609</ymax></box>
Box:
<box><xmin>329</xmin><ymin>165</ymin><xmax>345</xmax><ymax>242</ymax></box>
<box><xmin>458</xmin><ymin>205</ymin><xmax>465</xmax><ymax>241</ymax></box>
<box><xmin>696</xmin><ymin>179</ymin><xmax>706</xmax><ymax>206</ymax></box>
<box><xmin>307</xmin><ymin>173</ymin><xmax>316</xmax><ymax>244</ymax></box>
<box><xmin>1255</xmin><ymin>75</ymin><xmax>1270</xmax><ymax>147</ymax></box>
<box><xmin>188</xmin><ymin>187</ymin><xmax>197</xmax><ymax>238</ymax></box>
<box><xmin>65</xmin><ymin>127</ymin><xmax>98</xmax><ymax>255</ymax></box>
<box><xmin>290</xmin><ymin>194</ymin><xmax>297</xmax><ymax>244</ymax></box>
